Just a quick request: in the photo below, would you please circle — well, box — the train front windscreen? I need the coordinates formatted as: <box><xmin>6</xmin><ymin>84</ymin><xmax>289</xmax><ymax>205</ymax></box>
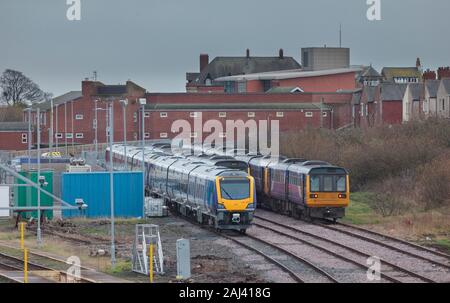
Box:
<box><xmin>309</xmin><ymin>168</ymin><xmax>347</xmax><ymax>193</ymax></box>
<box><xmin>220</xmin><ymin>178</ymin><xmax>251</xmax><ymax>200</ymax></box>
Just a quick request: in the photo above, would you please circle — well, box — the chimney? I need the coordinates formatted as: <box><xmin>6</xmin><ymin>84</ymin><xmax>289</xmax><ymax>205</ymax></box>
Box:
<box><xmin>279</xmin><ymin>49</ymin><xmax>284</xmax><ymax>59</ymax></box>
<box><xmin>438</xmin><ymin>67</ymin><xmax>450</xmax><ymax>80</ymax></box>
<box><xmin>200</xmin><ymin>54</ymin><xmax>209</xmax><ymax>72</ymax></box>
<box><xmin>423</xmin><ymin>69</ymin><xmax>436</xmax><ymax>81</ymax></box>
<box><xmin>416</xmin><ymin>57</ymin><xmax>421</xmax><ymax>68</ymax></box>
<box><xmin>246</xmin><ymin>49</ymin><xmax>250</xmax><ymax>58</ymax></box>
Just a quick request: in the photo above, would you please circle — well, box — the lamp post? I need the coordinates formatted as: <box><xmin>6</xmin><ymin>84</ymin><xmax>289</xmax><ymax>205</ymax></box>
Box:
<box><xmin>94</xmin><ymin>99</ymin><xmax>98</xmax><ymax>156</ymax></box>
<box><xmin>139</xmin><ymin>98</ymin><xmax>146</xmax><ymax>217</ymax></box>
<box><xmin>120</xmin><ymin>99</ymin><xmax>128</xmax><ymax>170</ymax></box>
<box><xmin>50</xmin><ymin>97</ymin><xmax>54</xmax><ymax>152</ymax></box>
<box><xmin>108</xmin><ymin>102</ymin><xmax>116</xmax><ymax>268</ymax></box>
<box><xmin>25</xmin><ymin>108</ymin><xmax>32</xmax><ymax>168</ymax></box>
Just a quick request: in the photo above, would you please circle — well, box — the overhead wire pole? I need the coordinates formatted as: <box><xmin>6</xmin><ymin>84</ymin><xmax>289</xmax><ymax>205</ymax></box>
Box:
<box><xmin>108</xmin><ymin>102</ymin><xmax>116</xmax><ymax>268</ymax></box>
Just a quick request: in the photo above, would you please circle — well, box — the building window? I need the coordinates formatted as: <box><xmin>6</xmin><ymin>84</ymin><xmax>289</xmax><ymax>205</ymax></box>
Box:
<box><xmin>190</xmin><ymin>112</ymin><xmax>198</xmax><ymax>118</ymax></box>
<box><xmin>262</xmin><ymin>80</ymin><xmax>272</xmax><ymax>92</ymax></box>
<box><xmin>21</xmin><ymin>134</ymin><xmax>27</xmax><ymax>144</ymax></box>
<box><xmin>133</xmin><ymin>133</ymin><xmax>138</xmax><ymax>140</ymax></box>
<box><xmin>190</xmin><ymin>132</ymin><xmax>197</xmax><ymax>138</ymax></box>
<box><xmin>322</xmin><ymin>112</ymin><xmax>327</xmax><ymax>117</ymax></box>
<box><xmin>144</xmin><ymin>133</ymin><xmax>150</xmax><ymax>139</ymax></box>
<box><xmin>247</xmin><ymin>112</ymin><xmax>255</xmax><ymax>118</ymax></box>
<box><xmin>76</xmin><ymin>133</ymin><xmax>84</xmax><ymax>139</ymax></box>
<box><xmin>144</xmin><ymin>112</ymin><xmax>150</xmax><ymax>118</ymax></box>
<box><xmin>160</xmin><ymin>133</ymin><xmax>168</xmax><ymax>138</ymax></box>
<box><xmin>205</xmin><ymin>78</ymin><xmax>212</xmax><ymax>86</ymax></box>
<box><xmin>66</xmin><ymin>133</ymin><xmax>73</xmax><ymax>139</ymax></box>
<box><xmin>55</xmin><ymin>133</ymin><xmax>63</xmax><ymax>139</ymax></box>
<box><xmin>305</xmin><ymin>112</ymin><xmax>313</xmax><ymax>118</ymax></box>
<box><xmin>237</xmin><ymin>81</ymin><xmax>247</xmax><ymax>93</ymax></box>
<box><xmin>133</xmin><ymin>112</ymin><xmax>137</xmax><ymax>122</ymax></box>
<box><xmin>224</xmin><ymin>81</ymin><xmax>234</xmax><ymax>93</ymax></box>
<box><xmin>75</xmin><ymin>114</ymin><xmax>84</xmax><ymax>120</ymax></box>
<box><xmin>160</xmin><ymin>112</ymin><xmax>168</xmax><ymax>118</ymax></box>
<box><xmin>219</xmin><ymin>112</ymin><xmax>227</xmax><ymax>118</ymax></box>
<box><xmin>276</xmin><ymin>112</ymin><xmax>284</xmax><ymax>118</ymax></box>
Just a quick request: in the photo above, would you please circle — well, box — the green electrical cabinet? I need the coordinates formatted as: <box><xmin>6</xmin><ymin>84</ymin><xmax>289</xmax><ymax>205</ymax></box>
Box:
<box><xmin>14</xmin><ymin>171</ymin><xmax>28</xmax><ymax>209</ymax></box>
<box><xmin>14</xmin><ymin>170</ymin><xmax>54</xmax><ymax>220</ymax></box>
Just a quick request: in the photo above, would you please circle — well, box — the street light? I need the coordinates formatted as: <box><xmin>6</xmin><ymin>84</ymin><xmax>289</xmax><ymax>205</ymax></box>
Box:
<box><xmin>139</xmin><ymin>98</ymin><xmax>146</xmax><ymax>217</ymax></box>
<box><xmin>119</xmin><ymin>99</ymin><xmax>128</xmax><ymax>170</ymax></box>
<box><xmin>25</xmin><ymin>107</ymin><xmax>32</xmax><ymax>168</ymax></box>
<box><xmin>108</xmin><ymin>102</ymin><xmax>116</xmax><ymax>268</ymax></box>
<box><xmin>93</xmin><ymin>99</ymin><xmax>99</xmax><ymax>156</ymax></box>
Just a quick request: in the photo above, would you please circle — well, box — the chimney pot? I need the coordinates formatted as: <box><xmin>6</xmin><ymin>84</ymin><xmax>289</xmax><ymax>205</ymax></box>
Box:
<box><xmin>246</xmin><ymin>49</ymin><xmax>250</xmax><ymax>58</ymax></box>
<box><xmin>279</xmin><ymin>49</ymin><xmax>284</xmax><ymax>59</ymax></box>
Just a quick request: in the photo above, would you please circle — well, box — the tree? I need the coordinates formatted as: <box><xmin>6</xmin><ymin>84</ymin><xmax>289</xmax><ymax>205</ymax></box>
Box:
<box><xmin>0</xmin><ymin>69</ymin><xmax>45</xmax><ymax>106</ymax></box>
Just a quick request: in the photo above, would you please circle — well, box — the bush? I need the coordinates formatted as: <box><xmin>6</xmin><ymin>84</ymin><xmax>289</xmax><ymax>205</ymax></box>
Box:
<box><xmin>280</xmin><ymin>118</ymin><xmax>450</xmax><ymax>215</ymax></box>
<box><xmin>281</xmin><ymin>118</ymin><xmax>450</xmax><ymax>190</ymax></box>
<box><xmin>417</xmin><ymin>155</ymin><xmax>450</xmax><ymax>210</ymax></box>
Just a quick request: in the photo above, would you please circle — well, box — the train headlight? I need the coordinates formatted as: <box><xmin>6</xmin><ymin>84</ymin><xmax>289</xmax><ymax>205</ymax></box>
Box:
<box><xmin>338</xmin><ymin>194</ymin><xmax>347</xmax><ymax>199</ymax></box>
<box><xmin>217</xmin><ymin>203</ymin><xmax>225</xmax><ymax>209</ymax></box>
<box><xmin>310</xmin><ymin>194</ymin><xmax>319</xmax><ymax>199</ymax></box>
<box><xmin>247</xmin><ymin>203</ymin><xmax>255</xmax><ymax>209</ymax></box>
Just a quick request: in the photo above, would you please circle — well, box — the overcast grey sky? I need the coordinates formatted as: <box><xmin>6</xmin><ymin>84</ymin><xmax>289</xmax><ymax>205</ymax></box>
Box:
<box><xmin>1</xmin><ymin>0</ymin><xmax>449</xmax><ymax>96</ymax></box>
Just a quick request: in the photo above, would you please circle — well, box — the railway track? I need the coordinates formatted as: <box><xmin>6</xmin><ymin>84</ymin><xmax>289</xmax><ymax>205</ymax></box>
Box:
<box><xmin>320</xmin><ymin>221</ymin><xmax>450</xmax><ymax>267</ymax></box>
<box><xmin>170</xmin><ymin>210</ymin><xmax>337</xmax><ymax>283</ymax></box>
<box><xmin>253</xmin><ymin>214</ymin><xmax>446</xmax><ymax>283</ymax></box>
<box><xmin>220</xmin><ymin>232</ymin><xmax>338</xmax><ymax>283</ymax></box>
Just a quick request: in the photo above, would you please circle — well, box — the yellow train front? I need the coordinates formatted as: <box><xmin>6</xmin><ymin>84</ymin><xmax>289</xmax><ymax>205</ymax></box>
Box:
<box><xmin>243</xmin><ymin>156</ymin><xmax>350</xmax><ymax>221</ymax></box>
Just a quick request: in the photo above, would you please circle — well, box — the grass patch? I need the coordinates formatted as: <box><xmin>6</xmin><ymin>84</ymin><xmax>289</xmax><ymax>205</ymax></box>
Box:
<box><xmin>341</xmin><ymin>192</ymin><xmax>382</xmax><ymax>225</ymax></box>
<box><xmin>433</xmin><ymin>238</ymin><xmax>450</xmax><ymax>254</ymax></box>
<box><xmin>105</xmin><ymin>260</ymin><xmax>132</xmax><ymax>275</ymax></box>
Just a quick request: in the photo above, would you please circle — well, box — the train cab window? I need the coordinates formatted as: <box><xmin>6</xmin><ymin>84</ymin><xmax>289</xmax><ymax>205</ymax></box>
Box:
<box><xmin>310</xmin><ymin>176</ymin><xmax>320</xmax><ymax>192</ymax></box>
<box><xmin>336</xmin><ymin>176</ymin><xmax>346</xmax><ymax>192</ymax></box>
<box><xmin>220</xmin><ymin>179</ymin><xmax>250</xmax><ymax>200</ymax></box>
<box><xmin>323</xmin><ymin>176</ymin><xmax>334</xmax><ymax>192</ymax></box>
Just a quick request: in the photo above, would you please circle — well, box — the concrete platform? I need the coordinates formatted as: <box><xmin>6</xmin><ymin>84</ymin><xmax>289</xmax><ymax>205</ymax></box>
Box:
<box><xmin>80</xmin><ymin>270</ymin><xmax>130</xmax><ymax>283</ymax></box>
<box><xmin>0</xmin><ymin>270</ymin><xmax>56</xmax><ymax>283</ymax></box>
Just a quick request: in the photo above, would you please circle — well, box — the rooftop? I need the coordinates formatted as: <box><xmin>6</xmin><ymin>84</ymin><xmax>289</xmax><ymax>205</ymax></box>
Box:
<box><xmin>407</xmin><ymin>83</ymin><xmax>424</xmax><ymax>101</ymax></box>
<box><xmin>382</xmin><ymin>67</ymin><xmax>422</xmax><ymax>82</ymax></box>
<box><xmin>214</xmin><ymin>67</ymin><xmax>363</xmax><ymax>82</ymax></box>
<box><xmin>425</xmin><ymin>80</ymin><xmax>440</xmax><ymax>98</ymax></box>
<box><xmin>380</xmin><ymin>83</ymin><xmax>408</xmax><ymax>101</ymax></box>
<box><xmin>0</xmin><ymin>121</ymin><xmax>30</xmax><ymax>131</ymax></box>
<box><xmin>30</xmin><ymin>91</ymin><xmax>82</xmax><ymax>111</ymax></box>
<box><xmin>441</xmin><ymin>79</ymin><xmax>450</xmax><ymax>94</ymax></box>
<box><xmin>193</xmin><ymin>55</ymin><xmax>301</xmax><ymax>84</ymax></box>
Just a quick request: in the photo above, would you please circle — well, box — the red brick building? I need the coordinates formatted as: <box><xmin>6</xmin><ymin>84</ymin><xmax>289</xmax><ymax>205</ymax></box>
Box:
<box><xmin>26</xmin><ymin>80</ymin><xmax>146</xmax><ymax>147</ymax></box>
<box><xmin>142</xmin><ymin>91</ymin><xmax>357</xmax><ymax>140</ymax></box>
<box><xmin>0</xmin><ymin>122</ymin><xmax>31</xmax><ymax>151</ymax></box>
<box><xmin>19</xmin><ymin>79</ymin><xmax>357</xmax><ymax>150</ymax></box>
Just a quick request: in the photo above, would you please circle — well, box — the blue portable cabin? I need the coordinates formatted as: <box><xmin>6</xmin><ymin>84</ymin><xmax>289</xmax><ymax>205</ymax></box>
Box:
<box><xmin>61</xmin><ymin>171</ymin><xmax>144</xmax><ymax>218</ymax></box>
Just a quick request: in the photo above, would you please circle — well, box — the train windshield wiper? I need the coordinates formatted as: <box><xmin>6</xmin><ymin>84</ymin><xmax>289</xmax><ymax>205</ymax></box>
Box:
<box><xmin>221</xmin><ymin>187</ymin><xmax>233</xmax><ymax>199</ymax></box>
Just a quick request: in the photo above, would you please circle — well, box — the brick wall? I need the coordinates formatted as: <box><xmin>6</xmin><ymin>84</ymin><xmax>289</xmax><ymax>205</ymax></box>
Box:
<box><xmin>0</xmin><ymin>131</ymin><xmax>29</xmax><ymax>150</ymax></box>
